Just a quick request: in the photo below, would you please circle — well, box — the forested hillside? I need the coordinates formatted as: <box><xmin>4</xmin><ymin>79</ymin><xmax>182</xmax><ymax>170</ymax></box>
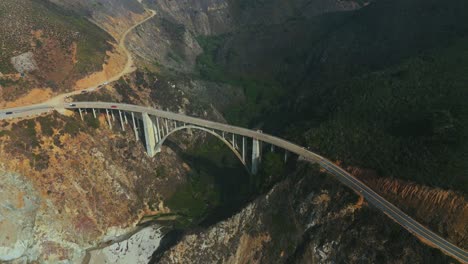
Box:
<box><xmin>193</xmin><ymin>0</ymin><xmax>468</xmax><ymax>192</ymax></box>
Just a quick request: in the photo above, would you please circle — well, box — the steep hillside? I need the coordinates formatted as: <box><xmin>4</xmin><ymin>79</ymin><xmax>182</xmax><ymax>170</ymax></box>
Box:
<box><xmin>152</xmin><ymin>163</ymin><xmax>453</xmax><ymax>263</ymax></box>
<box><xmin>186</xmin><ymin>0</ymin><xmax>468</xmax><ymax>192</ymax></box>
<box><xmin>1</xmin><ymin>0</ymin><xmax>466</xmax><ymax>262</ymax></box>
<box><xmin>132</xmin><ymin>0</ymin><xmax>468</xmax><ymax>192</ymax></box>
<box><xmin>49</xmin><ymin>0</ymin><xmax>147</xmax><ymax>38</ymax></box>
<box><xmin>0</xmin><ymin>112</ymin><xmax>190</xmax><ymax>262</ymax></box>
<box><xmin>128</xmin><ymin>0</ymin><xmax>364</xmax><ymax>72</ymax></box>
<box><xmin>125</xmin><ymin>0</ymin><xmax>468</xmax><ymax>261</ymax></box>
<box><xmin>0</xmin><ymin>0</ymin><xmax>112</xmax><ymax>102</ymax></box>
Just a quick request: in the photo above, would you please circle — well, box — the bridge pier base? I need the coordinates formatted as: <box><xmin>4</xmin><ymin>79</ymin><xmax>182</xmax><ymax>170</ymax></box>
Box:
<box><xmin>142</xmin><ymin>112</ymin><xmax>157</xmax><ymax>157</ymax></box>
<box><xmin>252</xmin><ymin>138</ymin><xmax>261</xmax><ymax>175</ymax></box>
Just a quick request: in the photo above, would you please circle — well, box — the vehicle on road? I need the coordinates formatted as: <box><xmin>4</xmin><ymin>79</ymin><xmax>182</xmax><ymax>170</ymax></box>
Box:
<box><xmin>111</xmin><ymin>105</ymin><xmax>118</xmax><ymax>109</ymax></box>
<box><xmin>81</xmin><ymin>90</ymin><xmax>88</xmax><ymax>94</ymax></box>
<box><xmin>69</xmin><ymin>104</ymin><xmax>76</xmax><ymax>107</ymax></box>
<box><xmin>6</xmin><ymin>112</ymin><xmax>13</xmax><ymax>115</ymax></box>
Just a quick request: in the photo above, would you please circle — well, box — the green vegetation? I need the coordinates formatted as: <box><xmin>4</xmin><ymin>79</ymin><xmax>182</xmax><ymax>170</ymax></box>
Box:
<box><xmin>0</xmin><ymin>78</ymin><xmax>18</xmax><ymax>87</ymax></box>
<box><xmin>196</xmin><ymin>35</ymin><xmax>285</xmax><ymax>126</ymax></box>
<box><xmin>35</xmin><ymin>0</ymin><xmax>111</xmax><ymax>75</ymax></box>
<box><xmin>113</xmin><ymin>78</ymin><xmax>140</xmax><ymax>103</ymax></box>
<box><xmin>165</xmin><ymin>135</ymin><xmax>291</xmax><ymax>227</ymax></box>
<box><xmin>252</xmin><ymin>152</ymin><xmax>285</xmax><ymax>192</ymax></box>
<box><xmin>166</xmin><ymin>138</ymin><xmax>251</xmax><ymax>226</ymax></box>
<box><xmin>196</xmin><ymin>35</ymin><xmax>231</xmax><ymax>81</ymax></box>
<box><xmin>230</xmin><ymin>0</ymin><xmax>267</xmax><ymax>15</ymax></box>
<box><xmin>84</xmin><ymin>114</ymin><xmax>100</xmax><ymax>129</ymax></box>
<box><xmin>192</xmin><ymin>0</ymin><xmax>468</xmax><ymax>193</ymax></box>
<box><xmin>37</xmin><ymin>116</ymin><xmax>59</xmax><ymax>137</ymax></box>
<box><xmin>155</xmin><ymin>167</ymin><xmax>168</xmax><ymax>178</ymax></box>
<box><xmin>0</xmin><ymin>130</ymin><xmax>9</xmax><ymax>137</ymax></box>
<box><xmin>0</xmin><ymin>0</ymin><xmax>111</xmax><ymax>74</ymax></box>
<box><xmin>166</xmin><ymin>171</ymin><xmax>221</xmax><ymax>224</ymax></box>
<box><xmin>62</xmin><ymin>119</ymin><xmax>83</xmax><ymax>136</ymax></box>
<box><xmin>160</xmin><ymin>18</ymin><xmax>186</xmax><ymax>41</ymax></box>
<box><xmin>31</xmin><ymin>153</ymin><xmax>49</xmax><ymax>171</ymax></box>
<box><xmin>302</xmin><ymin>39</ymin><xmax>468</xmax><ymax>191</ymax></box>
<box><xmin>19</xmin><ymin>120</ymin><xmax>39</xmax><ymax>148</ymax></box>
<box><xmin>72</xmin><ymin>89</ymin><xmax>114</xmax><ymax>102</ymax></box>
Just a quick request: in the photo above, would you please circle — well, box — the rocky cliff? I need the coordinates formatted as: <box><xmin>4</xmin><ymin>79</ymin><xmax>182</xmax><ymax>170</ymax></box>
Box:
<box><xmin>128</xmin><ymin>0</ymin><xmax>366</xmax><ymax>73</ymax></box>
<box><xmin>1</xmin><ymin>0</ymin><xmax>466</xmax><ymax>263</ymax></box>
<box><xmin>0</xmin><ymin>111</ymin><xmax>187</xmax><ymax>263</ymax></box>
<box><xmin>152</xmin><ymin>163</ymin><xmax>453</xmax><ymax>263</ymax></box>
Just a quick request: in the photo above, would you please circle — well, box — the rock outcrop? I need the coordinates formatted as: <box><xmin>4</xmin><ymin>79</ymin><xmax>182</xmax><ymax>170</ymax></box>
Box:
<box><xmin>0</xmin><ymin>170</ymin><xmax>40</xmax><ymax>262</ymax></box>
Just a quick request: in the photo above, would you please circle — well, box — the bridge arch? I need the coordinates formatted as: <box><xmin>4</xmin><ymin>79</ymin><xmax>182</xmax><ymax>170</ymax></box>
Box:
<box><xmin>154</xmin><ymin>125</ymin><xmax>247</xmax><ymax>167</ymax></box>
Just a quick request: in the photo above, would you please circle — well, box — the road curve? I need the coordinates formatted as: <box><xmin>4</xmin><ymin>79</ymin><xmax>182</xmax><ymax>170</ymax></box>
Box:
<box><xmin>42</xmin><ymin>9</ymin><xmax>157</xmax><ymax>107</ymax></box>
<box><xmin>0</xmin><ymin>102</ymin><xmax>467</xmax><ymax>263</ymax></box>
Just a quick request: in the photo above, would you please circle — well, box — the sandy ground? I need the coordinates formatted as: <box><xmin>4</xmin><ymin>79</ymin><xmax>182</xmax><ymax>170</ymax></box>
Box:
<box><xmin>1</xmin><ymin>88</ymin><xmax>53</xmax><ymax>108</ymax></box>
<box><xmin>73</xmin><ymin>46</ymin><xmax>127</xmax><ymax>90</ymax></box>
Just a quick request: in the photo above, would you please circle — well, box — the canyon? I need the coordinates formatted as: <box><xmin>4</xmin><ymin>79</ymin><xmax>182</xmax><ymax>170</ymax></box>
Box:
<box><xmin>0</xmin><ymin>0</ymin><xmax>466</xmax><ymax>263</ymax></box>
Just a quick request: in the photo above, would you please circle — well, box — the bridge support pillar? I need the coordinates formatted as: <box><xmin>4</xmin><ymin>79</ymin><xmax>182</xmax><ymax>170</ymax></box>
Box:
<box><xmin>92</xmin><ymin>108</ymin><xmax>96</xmax><ymax>118</ymax></box>
<box><xmin>78</xmin><ymin>109</ymin><xmax>83</xmax><ymax>121</ymax></box>
<box><xmin>156</xmin><ymin>117</ymin><xmax>162</xmax><ymax>139</ymax></box>
<box><xmin>252</xmin><ymin>138</ymin><xmax>261</xmax><ymax>175</ymax></box>
<box><xmin>152</xmin><ymin>117</ymin><xmax>159</xmax><ymax>143</ymax></box>
<box><xmin>124</xmin><ymin>113</ymin><xmax>128</xmax><ymax>125</ymax></box>
<box><xmin>142</xmin><ymin>112</ymin><xmax>157</xmax><ymax>157</ymax></box>
<box><xmin>131</xmin><ymin>112</ymin><xmax>138</xmax><ymax>141</ymax></box>
<box><xmin>105</xmin><ymin>109</ymin><xmax>112</xmax><ymax>129</ymax></box>
<box><xmin>242</xmin><ymin>137</ymin><xmax>246</xmax><ymax>163</ymax></box>
<box><xmin>165</xmin><ymin>119</ymin><xmax>169</xmax><ymax>135</ymax></box>
<box><xmin>118</xmin><ymin>110</ymin><xmax>125</xmax><ymax>131</ymax></box>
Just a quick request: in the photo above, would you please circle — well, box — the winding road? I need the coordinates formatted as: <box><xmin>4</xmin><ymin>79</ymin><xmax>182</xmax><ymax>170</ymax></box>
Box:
<box><xmin>43</xmin><ymin>8</ymin><xmax>156</xmax><ymax>107</ymax></box>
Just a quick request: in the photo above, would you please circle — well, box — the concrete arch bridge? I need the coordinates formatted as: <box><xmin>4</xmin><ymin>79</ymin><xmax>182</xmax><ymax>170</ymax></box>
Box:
<box><xmin>1</xmin><ymin>101</ymin><xmax>466</xmax><ymax>262</ymax></box>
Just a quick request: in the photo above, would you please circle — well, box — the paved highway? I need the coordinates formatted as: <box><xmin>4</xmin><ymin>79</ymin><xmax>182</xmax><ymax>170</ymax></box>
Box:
<box><xmin>0</xmin><ymin>101</ymin><xmax>467</xmax><ymax>263</ymax></box>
